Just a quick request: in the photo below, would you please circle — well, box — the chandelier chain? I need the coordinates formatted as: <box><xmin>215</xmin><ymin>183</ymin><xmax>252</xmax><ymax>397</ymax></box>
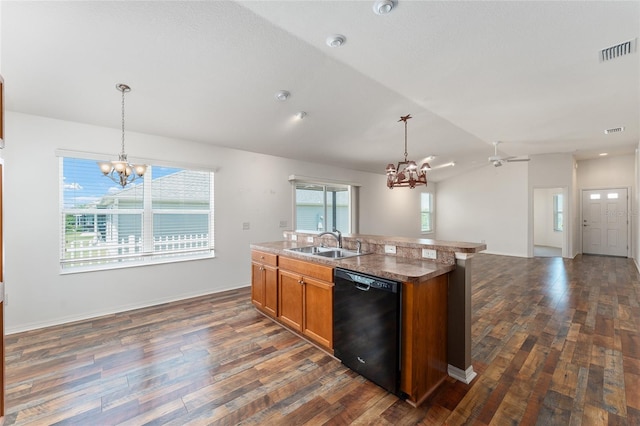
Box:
<box><xmin>121</xmin><ymin>86</ymin><xmax>126</xmax><ymax>155</ymax></box>
<box><xmin>98</xmin><ymin>83</ymin><xmax>146</xmax><ymax>188</ymax></box>
<box><xmin>404</xmin><ymin>118</ymin><xmax>408</xmax><ymax>161</ymax></box>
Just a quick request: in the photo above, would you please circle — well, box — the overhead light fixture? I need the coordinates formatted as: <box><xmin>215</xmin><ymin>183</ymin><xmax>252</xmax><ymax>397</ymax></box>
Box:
<box><xmin>373</xmin><ymin>0</ymin><xmax>396</xmax><ymax>15</ymax></box>
<box><xmin>296</xmin><ymin>111</ymin><xmax>307</xmax><ymax>120</ymax></box>
<box><xmin>275</xmin><ymin>90</ymin><xmax>290</xmax><ymax>101</ymax></box>
<box><xmin>599</xmin><ymin>153</ymin><xmax>608</xmax><ymax>156</ymax></box>
<box><xmin>326</xmin><ymin>35</ymin><xmax>346</xmax><ymax>48</ymax></box>
<box><xmin>386</xmin><ymin>114</ymin><xmax>430</xmax><ymax>189</ymax></box>
<box><xmin>97</xmin><ymin>84</ymin><xmax>147</xmax><ymax>188</ymax></box>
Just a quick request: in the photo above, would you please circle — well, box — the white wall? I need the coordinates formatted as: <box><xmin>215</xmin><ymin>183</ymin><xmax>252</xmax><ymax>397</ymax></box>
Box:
<box><xmin>3</xmin><ymin>112</ymin><xmax>425</xmax><ymax>333</ymax></box>
<box><xmin>435</xmin><ymin>163</ymin><xmax>529</xmax><ymax>257</ymax></box>
<box><xmin>528</xmin><ymin>153</ymin><xmax>575</xmax><ymax>257</ymax></box>
<box><xmin>577</xmin><ymin>154</ymin><xmax>635</xmax><ymax>189</ymax></box>
<box><xmin>636</xmin><ymin>147</ymin><xmax>640</xmax><ymax>267</ymax></box>
<box><xmin>533</xmin><ymin>187</ymin><xmax>563</xmax><ymax>248</ymax></box>
<box><xmin>359</xmin><ymin>180</ymin><xmax>437</xmax><ymax>239</ymax></box>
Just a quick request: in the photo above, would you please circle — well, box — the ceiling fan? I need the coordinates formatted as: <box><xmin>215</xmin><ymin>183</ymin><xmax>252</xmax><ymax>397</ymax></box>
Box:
<box><xmin>488</xmin><ymin>141</ymin><xmax>530</xmax><ymax>167</ymax></box>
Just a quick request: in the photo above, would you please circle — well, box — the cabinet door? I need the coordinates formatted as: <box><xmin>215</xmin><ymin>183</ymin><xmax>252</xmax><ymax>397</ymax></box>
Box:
<box><xmin>251</xmin><ymin>261</ymin><xmax>265</xmax><ymax>309</ymax></box>
<box><xmin>278</xmin><ymin>269</ymin><xmax>304</xmax><ymax>331</ymax></box>
<box><xmin>263</xmin><ymin>264</ymin><xmax>278</xmax><ymax>317</ymax></box>
<box><xmin>303</xmin><ymin>276</ymin><xmax>333</xmax><ymax>349</ymax></box>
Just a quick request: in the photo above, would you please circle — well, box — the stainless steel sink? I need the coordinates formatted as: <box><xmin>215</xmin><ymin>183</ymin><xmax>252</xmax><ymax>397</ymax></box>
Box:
<box><xmin>285</xmin><ymin>246</ymin><xmax>367</xmax><ymax>259</ymax></box>
<box><xmin>286</xmin><ymin>246</ymin><xmax>332</xmax><ymax>254</ymax></box>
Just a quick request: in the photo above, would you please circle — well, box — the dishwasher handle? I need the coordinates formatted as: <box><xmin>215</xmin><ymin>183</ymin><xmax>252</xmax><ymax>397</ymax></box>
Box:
<box><xmin>335</xmin><ymin>268</ymin><xmax>400</xmax><ymax>294</ymax></box>
<box><xmin>355</xmin><ymin>283</ymin><xmax>371</xmax><ymax>291</ymax></box>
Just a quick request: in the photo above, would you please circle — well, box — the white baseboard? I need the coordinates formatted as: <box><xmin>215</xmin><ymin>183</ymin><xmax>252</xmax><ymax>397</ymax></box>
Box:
<box><xmin>448</xmin><ymin>364</ymin><xmax>477</xmax><ymax>384</ymax></box>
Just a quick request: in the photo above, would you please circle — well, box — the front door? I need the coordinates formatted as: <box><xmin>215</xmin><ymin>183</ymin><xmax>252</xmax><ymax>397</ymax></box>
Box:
<box><xmin>582</xmin><ymin>188</ymin><xmax>628</xmax><ymax>257</ymax></box>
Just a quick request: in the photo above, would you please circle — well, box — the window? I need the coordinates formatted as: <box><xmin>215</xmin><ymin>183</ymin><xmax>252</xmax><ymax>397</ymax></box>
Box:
<box><xmin>553</xmin><ymin>194</ymin><xmax>563</xmax><ymax>232</ymax></box>
<box><xmin>421</xmin><ymin>192</ymin><xmax>433</xmax><ymax>233</ymax></box>
<box><xmin>60</xmin><ymin>156</ymin><xmax>215</xmax><ymax>272</ymax></box>
<box><xmin>293</xmin><ymin>181</ymin><xmax>352</xmax><ymax>233</ymax></box>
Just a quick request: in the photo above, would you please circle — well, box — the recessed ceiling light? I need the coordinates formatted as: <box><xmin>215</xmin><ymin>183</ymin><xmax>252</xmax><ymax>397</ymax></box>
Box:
<box><xmin>275</xmin><ymin>90</ymin><xmax>290</xmax><ymax>101</ymax></box>
<box><xmin>296</xmin><ymin>111</ymin><xmax>307</xmax><ymax>120</ymax></box>
<box><xmin>599</xmin><ymin>152</ymin><xmax>608</xmax><ymax>156</ymax></box>
<box><xmin>326</xmin><ymin>35</ymin><xmax>346</xmax><ymax>48</ymax></box>
<box><xmin>373</xmin><ymin>0</ymin><xmax>396</xmax><ymax>15</ymax></box>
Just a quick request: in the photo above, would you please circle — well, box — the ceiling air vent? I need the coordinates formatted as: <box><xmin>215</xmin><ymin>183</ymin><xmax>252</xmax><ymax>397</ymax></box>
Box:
<box><xmin>600</xmin><ymin>38</ymin><xmax>637</xmax><ymax>62</ymax></box>
<box><xmin>604</xmin><ymin>126</ymin><xmax>625</xmax><ymax>134</ymax></box>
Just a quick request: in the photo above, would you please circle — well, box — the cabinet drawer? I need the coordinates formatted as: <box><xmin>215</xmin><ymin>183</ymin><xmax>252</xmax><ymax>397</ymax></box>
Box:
<box><xmin>279</xmin><ymin>256</ymin><xmax>333</xmax><ymax>282</ymax></box>
<box><xmin>251</xmin><ymin>250</ymin><xmax>277</xmax><ymax>267</ymax></box>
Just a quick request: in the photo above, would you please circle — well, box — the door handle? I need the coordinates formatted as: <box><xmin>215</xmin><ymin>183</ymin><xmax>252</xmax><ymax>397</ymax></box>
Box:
<box><xmin>355</xmin><ymin>283</ymin><xmax>370</xmax><ymax>291</ymax></box>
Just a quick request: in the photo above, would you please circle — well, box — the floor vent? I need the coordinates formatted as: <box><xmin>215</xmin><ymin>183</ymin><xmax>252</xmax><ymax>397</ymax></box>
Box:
<box><xmin>604</xmin><ymin>126</ymin><xmax>625</xmax><ymax>134</ymax></box>
<box><xmin>600</xmin><ymin>38</ymin><xmax>637</xmax><ymax>62</ymax></box>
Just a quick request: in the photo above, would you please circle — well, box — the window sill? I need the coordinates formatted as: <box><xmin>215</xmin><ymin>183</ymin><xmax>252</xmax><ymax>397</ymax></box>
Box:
<box><xmin>59</xmin><ymin>251</ymin><xmax>216</xmax><ymax>275</ymax></box>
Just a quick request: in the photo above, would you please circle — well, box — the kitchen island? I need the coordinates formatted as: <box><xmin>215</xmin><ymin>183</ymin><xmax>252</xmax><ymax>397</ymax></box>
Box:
<box><xmin>250</xmin><ymin>232</ymin><xmax>485</xmax><ymax>406</ymax></box>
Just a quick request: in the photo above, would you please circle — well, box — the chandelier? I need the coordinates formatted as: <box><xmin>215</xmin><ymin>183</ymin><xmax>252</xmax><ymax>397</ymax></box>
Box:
<box><xmin>386</xmin><ymin>114</ymin><xmax>430</xmax><ymax>189</ymax></box>
<box><xmin>97</xmin><ymin>84</ymin><xmax>147</xmax><ymax>188</ymax></box>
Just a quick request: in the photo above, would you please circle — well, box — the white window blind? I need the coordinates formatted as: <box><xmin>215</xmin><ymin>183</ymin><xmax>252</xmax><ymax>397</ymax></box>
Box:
<box><xmin>60</xmin><ymin>156</ymin><xmax>215</xmax><ymax>272</ymax></box>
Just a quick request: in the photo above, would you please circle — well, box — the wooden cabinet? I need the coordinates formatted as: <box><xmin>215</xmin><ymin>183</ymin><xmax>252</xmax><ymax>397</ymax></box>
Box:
<box><xmin>400</xmin><ymin>274</ymin><xmax>449</xmax><ymax>406</ymax></box>
<box><xmin>251</xmin><ymin>250</ymin><xmax>278</xmax><ymax>318</ymax></box>
<box><xmin>278</xmin><ymin>256</ymin><xmax>334</xmax><ymax>350</ymax></box>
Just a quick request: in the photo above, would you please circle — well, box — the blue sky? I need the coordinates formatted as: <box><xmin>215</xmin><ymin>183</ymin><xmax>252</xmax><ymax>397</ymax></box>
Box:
<box><xmin>62</xmin><ymin>157</ymin><xmax>178</xmax><ymax>209</ymax></box>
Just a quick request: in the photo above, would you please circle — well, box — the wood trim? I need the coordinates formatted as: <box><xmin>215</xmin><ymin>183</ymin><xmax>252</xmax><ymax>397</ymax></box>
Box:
<box><xmin>251</xmin><ymin>250</ymin><xmax>277</xmax><ymax>267</ymax></box>
<box><xmin>278</xmin><ymin>269</ymin><xmax>304</xmax><ymax>332</ymax></box>
<box><xmin>279</xmin><ymin>256</ymin><xmax>333</xmax><ymax>282</ymax></box>
<box><xmin>400</xmin><ymin>274</ymin><xmax>448</xmax><ymax>405</ymax></box>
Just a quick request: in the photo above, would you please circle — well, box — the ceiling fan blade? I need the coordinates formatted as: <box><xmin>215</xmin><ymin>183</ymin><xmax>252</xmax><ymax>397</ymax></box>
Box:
<box><xmin>506</xmin><ymin>158</ymin><xmax>530</xmax><ymax>162</ymax></box>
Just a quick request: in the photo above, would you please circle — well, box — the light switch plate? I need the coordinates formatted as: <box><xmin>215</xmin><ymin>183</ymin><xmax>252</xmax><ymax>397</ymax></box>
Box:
<box><xmin>422</xmin><ymin>248</ymin><xmax>437</xmax><ymax>259</ymax></box>
<box><xmin>242</xmin><ymin>222</ymin><xmax>250</xmax><ymax>230</ymax></box>
<box><xmin>306</xmin><ymin>236</ymin><xmax>314</xmax><ymax>243</ymax></box>
<box><xmin>291</xmin><ymin>234</ymin><xmax>297</xmax><ymax>241</ymax></box>
<box><xmin>384</xmin><ymin>245</ymin><xmax>397</xmax><ymax>254</ymax></box>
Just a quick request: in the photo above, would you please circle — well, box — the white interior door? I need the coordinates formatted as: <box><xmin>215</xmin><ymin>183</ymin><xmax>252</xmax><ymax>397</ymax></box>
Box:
<box><xmin>582</xmin><ymin>188</ymin><xmax>628</xmax><ymax>256</ymax></box>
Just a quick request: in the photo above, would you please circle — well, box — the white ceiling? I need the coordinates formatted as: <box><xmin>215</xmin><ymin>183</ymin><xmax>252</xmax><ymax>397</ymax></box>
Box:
<box><xmin>2</xmin><ymin>1</ymin><xmax>639</xmax><ymax>181</ymax></box>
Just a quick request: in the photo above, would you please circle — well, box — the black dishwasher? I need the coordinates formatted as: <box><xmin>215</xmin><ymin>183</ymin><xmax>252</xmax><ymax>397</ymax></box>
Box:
<box><xmin>333</xmin><ymin>268</ymin><xmax>402</xmax><ymax>396</ymax></box>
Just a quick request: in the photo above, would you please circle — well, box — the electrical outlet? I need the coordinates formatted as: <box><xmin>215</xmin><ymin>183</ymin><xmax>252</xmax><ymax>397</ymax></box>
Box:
<box><xmin>242</xmin><ymin>222</ymin><xmax>250</xmax><ymax>230</ymax></box>
<box><xmin>291</xmin><ymin>234</ymin><xmax>297</xmax><ymax>241</ymax></box>
<box><xmin>384</xmin><ymin>245</ymin><xmax>397</xmax><ymax>254</ymax></box>
<box><xmin>422</xmin><ymin>248</ymin><xmax>437</xmax><ymax>259</ymax></box>
<box><xmin>279</xmin><ymin>220</ymin><xmax>287</xmax><ymax>228</ymax></box>
<box><xmin>306</xmin><ymin>236</ymin><xmax>314</xmax><ymax>243</ymax></box>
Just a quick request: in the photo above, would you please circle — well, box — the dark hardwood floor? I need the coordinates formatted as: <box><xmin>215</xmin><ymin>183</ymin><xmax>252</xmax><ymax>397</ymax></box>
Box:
<box><xmin>2</xmin><ymin>253</ymin><xmax>639</xmax><ymax>425</ymax></box>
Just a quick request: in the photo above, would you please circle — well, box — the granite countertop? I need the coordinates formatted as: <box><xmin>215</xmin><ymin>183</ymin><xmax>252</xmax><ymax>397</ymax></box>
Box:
<box><xmin>251</xmin><ymin>241</ymin><xmax>454</xmax><ymax>283</ymax></box>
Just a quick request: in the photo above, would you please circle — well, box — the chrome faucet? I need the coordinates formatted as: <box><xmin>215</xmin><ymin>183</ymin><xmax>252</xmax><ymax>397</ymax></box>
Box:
<box><xmin>318</xmin><ymin>229</ymin><xmax>342</xmax><ymax>248</ymax></box>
